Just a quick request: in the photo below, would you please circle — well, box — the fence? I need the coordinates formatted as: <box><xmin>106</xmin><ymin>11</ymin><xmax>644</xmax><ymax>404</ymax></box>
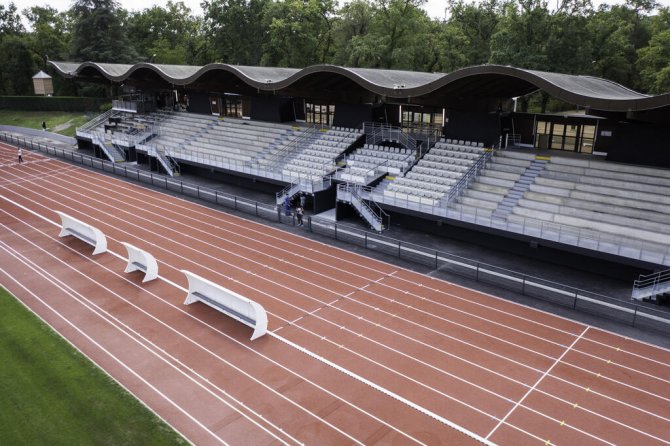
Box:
<box><xmin>3</xmin><ymin>131</ymin><xmax>669</xmax><ymax>335</ymax></box>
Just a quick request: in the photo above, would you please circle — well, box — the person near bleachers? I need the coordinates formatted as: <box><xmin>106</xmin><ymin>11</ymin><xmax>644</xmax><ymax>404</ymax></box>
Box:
<box><xmin>17</xmin><ymin>147</ymin><xmax>24</xmax><ymax>163</ymax></box>
<box><xmin>41</xmin><ymin>121</ymin><xmax>47</xmax><ymax>131</ymax></box>
<box><xmin>296</xmin><ymin>206</ymin><xmax>304</xmax><ymax>226</ymax></box>
<box><xmin>283</xmin><ymin>196</ymin><xmax>291</xmax><ymax>216</ymax></box>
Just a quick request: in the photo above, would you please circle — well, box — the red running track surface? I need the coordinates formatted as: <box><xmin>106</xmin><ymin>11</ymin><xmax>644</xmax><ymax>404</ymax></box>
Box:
<box><xmin>1</xmin><ymin>144</ymin><xmax>669</xmax><ymax>446</ymax></box>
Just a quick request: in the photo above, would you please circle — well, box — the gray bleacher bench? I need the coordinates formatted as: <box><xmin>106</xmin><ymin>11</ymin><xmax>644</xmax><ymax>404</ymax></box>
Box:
<box><xmin>55</xmin><ymin>211</ymin><xmax>107</xmax><ymax>255</ymax></box>
<box><xmin>182</xmin><ymin>270</ymin><xmax>268</xmax><ymax>341</ymax></box>
<box><xmin>121</xmin><ymin>242</ymin><xmax>158</xmax><ymax>282</ymax></box>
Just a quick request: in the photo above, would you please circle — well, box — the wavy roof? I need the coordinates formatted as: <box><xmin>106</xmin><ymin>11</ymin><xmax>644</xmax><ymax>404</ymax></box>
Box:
<box><xmin>49</xmin><ymin>61</ymin><xmax>670</xmax><ymax>112</ymax></box>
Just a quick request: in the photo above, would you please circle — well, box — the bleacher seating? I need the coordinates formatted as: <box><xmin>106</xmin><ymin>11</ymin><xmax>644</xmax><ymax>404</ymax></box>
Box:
<box><xmin>379</xmin><ymin>139</ymin><xmax>485</xmax><ymax>207</ymax></box>
<box><xmin>508</xmin><ymin>156</ymin><xmax>670</xmax><ymax>245</ymax></box>
<box><xmin>340</xmin><ymin>144</ymin><xmax>414</xmax><ymax>183</ymax></box>
<box><xmin>280</xmin><ymin>127</ymin><xmax>360</xmax><ymax>181</ymax></box>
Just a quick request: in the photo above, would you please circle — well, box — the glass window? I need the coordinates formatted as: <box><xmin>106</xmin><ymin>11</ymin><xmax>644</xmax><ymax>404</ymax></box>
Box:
<box><xmin>224</xmin><ymin>95</ymin><xmax>243</xmax><ymax>118</ymax></box>
<box><xmin>305</xmin><ymin>101</ymin><xmax>334</xmax><ymax>126</ymax></box>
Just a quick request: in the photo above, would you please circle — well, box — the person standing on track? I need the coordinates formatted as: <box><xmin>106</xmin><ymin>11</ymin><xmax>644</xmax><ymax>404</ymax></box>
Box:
<box><xmin>17</xmin><ymin>147</ymin><xmax>24</xmax><ymax>163</ymax></box>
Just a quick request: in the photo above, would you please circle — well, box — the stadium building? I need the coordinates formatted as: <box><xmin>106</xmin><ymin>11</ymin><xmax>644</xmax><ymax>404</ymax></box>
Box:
<box><xmin>49</xmin><ymin>61</ymin><xmax>670</xmax><ymax>284</ymax></box>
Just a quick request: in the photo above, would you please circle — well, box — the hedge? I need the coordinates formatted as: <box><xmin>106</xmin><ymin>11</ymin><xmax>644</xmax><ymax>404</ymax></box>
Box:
<box><xmin>0</xmin><ymin>96</ymin><xmax>109</xmax><ymax>112</ymax></box>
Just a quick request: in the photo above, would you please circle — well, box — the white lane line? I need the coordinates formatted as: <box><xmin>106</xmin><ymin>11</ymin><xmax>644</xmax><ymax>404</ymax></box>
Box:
<box><xmin>270</xmin><ymin>331</ymin><xmax>496</xmax><ymax>446</ymax></box>
<box><xmin>0</xmin><ymin>239</ymin><xmax>296</xmax><ymax>446</ymax></box>
<box><xmin>5</xmin><ymin>160</ymin><xmax>670</xmax><ymax>442</ymax></box>
<box><xmin>486</xmin><ymin>327</ymin><xmax>590</xmax><ymax>440</ymax></box>
<box><xmin>3</xmin><ymin>172</ymin><xmax>668</xmax><ymax>440</ymax></box>
<box><xmin>0</xmin><ymin>263</ymin><xmax>230</xmax><ymax>446</ymax></box>
<box><xmin>56</xmin><ymin>164</ymin><xmax>591</xmax><ymax>338</ymax></box>
<box><xmin>0</xmin><ymin>214</ymin><xmax>424</xmax><ymax>446</ymax></box>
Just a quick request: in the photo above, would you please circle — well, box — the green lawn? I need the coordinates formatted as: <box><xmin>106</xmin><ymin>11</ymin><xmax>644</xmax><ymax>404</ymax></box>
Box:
<box><xmin>0</xmin><ymin>287</ymin><xmax>188</xmax><ymax>446</ymax></box>
<box><xmin>0</xmin><ymin>110</ymin><xmax>92</xmax><ymax>137</ymax></box>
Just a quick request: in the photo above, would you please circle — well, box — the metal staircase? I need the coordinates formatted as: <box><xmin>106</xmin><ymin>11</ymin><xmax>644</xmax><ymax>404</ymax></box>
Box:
<box><xmin>146</xmin><ymin>144</ymin><xmax>180</xmax><ymax>177</ymax></box>
<box><xmin>92</xmin><ymin>132</ymin><xmax>125</xmax><ymax>162</ymax></box>
<box><xmin>492</xmin><ymin>157</ymin><xmax>548</xmax><ymax>219</ymax></box>
<box><xmin>363</xmin><ymin>122</ymin><xmax>417</xmax><ymax>154</ymax></box>
<box><xmin>337</xmin><ymin>183</ymin><xmax>389</xmax><ymax>232</ymax></box>
<box><xmin>632</xmin><ymin>269</ymin><xmax>670</xmax><ymax>301</ymax></box>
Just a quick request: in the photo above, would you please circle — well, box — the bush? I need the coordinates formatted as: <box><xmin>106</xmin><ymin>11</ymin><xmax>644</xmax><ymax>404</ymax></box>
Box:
<box><xmin>0</xmin><ymin>96</ymin><xmax>109</xmax><ymax>112</ymax></box>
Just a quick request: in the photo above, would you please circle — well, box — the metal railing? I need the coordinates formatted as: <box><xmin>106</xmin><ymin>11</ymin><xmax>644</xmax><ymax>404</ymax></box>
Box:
<box><xmin>264</xmin><ymin>125</ymin><xmax>318</xmax><ymax>167</ymax></box>
<box><xmin>444</xmin><ymin>146</ymin><xmax>496</xmax><ymax>204</ymax></box>
<box><xmin>363</xmin><ymin>122</ymin><xmax>417</xmax><ymax>153</ymax></box>
<box><xmin>337</xmin><ymin>183</ymin><xmax>389</xmax><ymax>231</ymax></box>
<box><xmin>91</xmin><ymin>132</ymin><xmax>123</xmax><ymax>163</ymax></box>
<box><xmin>633</xmin><ymin>269</ymin><xmax>670</xmax><ymax>301</ymax></box>
<box><xmin>3</xmin><ymin>130</ymin><xmax>670</xmax><ymax>335</ymax></box>
<box><xmin>76</xmin><ymin>109</ymin><xmax>117</xmax><ymax>136</ymax></box>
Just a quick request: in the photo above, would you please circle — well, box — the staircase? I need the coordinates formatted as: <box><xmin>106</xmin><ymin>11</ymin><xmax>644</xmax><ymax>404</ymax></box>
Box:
<box><xmin>92</xmin><ymin>132</ymin><xmax>125</xmax><ymax>162</ymax></box>
<box><xmin>492</xmin><ymin>157</ymin><xmax>548</xmax><ymax>219</ymax></box>
<box><xmin>632</xmin><ymin>269</ymin><xmax>670</xmax><ymax>301</ymax></box>
<box><xmin>146</xmin><ymin>144</ymin><xmax>179</xmax><ymax>177</ymax></box>
<box><xmin>337</xmin><ymin>183</ymin><xmax>388</xmax><ymax>232</ymax></box>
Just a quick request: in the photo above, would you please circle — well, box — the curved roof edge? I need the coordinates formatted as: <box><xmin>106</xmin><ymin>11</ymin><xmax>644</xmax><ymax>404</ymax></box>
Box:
<box><xmin>49</xmin><ymin>61</ymin><xmax>670</xmax><ymax>113</ymax></box>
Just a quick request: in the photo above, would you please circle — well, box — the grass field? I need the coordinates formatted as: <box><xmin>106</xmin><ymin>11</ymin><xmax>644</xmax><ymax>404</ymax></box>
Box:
<box><xmin>0</xmin><ymin>287</ymin><xmax>188</xmax><ymax>445</ymax></box>
<box><xmin>0</xmin><ymin>110</ymin><xmax>91</xmax><ymax>137</ymax></box>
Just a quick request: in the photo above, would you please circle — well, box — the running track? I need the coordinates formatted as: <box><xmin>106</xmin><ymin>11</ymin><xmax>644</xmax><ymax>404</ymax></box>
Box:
<box><xmin>1</xmin><ymin>144</ymin><xmax>669</xmax><ymax>446</ymax></box>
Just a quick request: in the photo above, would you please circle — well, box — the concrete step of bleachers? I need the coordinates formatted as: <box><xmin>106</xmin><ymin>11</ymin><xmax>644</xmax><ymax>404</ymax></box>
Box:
<box><xmin>523</xmin><ymin>191</ymin><xmax>670</xmax><ymax>225</ymax></box>
<box><xmin>547</xmin><ymin>158</ymin><xmax>670</xmax><ymax>188</ymax></box>
<box><xmin>510</xmin><ymin>206</ymin><xmax>670</xmax><ymax>246</ymax></box>
<box><xmin>499</xmin><ymin>150</ymin><xmax>537</xmax><ymax>161</ymax></box>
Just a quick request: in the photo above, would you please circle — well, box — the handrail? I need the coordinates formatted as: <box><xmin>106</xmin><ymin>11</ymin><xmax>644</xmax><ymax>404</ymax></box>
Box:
<box><xmin>363</xmin><ymin>122</ymin><xmax>417</xmax><ymax>153</ymax></box>
<box><xmin>77</xmin><ymin>108</ymin><xmax>117</xmax><ymax>133</ymax></box>
<box><xmin>91</xmin><ymin>131</ymin><xmax>121</xmax><ymax>162</ymax></box>
<box><xmin>338</xmin><ymin>183</ymin><xmax>389</xmax><ymax>231</ymax></box>
<box><xmin>444</xmin><ymin>145</ymin><xmax>496</xmax><ymax>204</ymax></box>
<box><xmin>633</xmin><ymin>269</ymin><xmax>670</xmax><ymax>290</ymax></box>
<box><xmin>265</xmin><ymin>125</ymin><xmax>318</xmax><ymax>167</ymax></box>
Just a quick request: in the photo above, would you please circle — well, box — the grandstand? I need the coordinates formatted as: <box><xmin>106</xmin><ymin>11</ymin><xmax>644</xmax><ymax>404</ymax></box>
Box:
<box><xmin>53</xmin><ymin>60</ymin><xmax>670</xmax><ymax>274</ymax></box>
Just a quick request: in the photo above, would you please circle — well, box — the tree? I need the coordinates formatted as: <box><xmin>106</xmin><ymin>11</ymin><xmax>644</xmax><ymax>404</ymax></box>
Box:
<box><xmin>126</xmin><ymin>2</ymin><xmax>205</xmax><ymax>65</ymax></box>
<box><xmin>447</xmin><ymin>0</ymin><xmax>502</xmax><ymax>66</ymax></box>
<box><xmin>262</xmin><ymin>0</ymin><xmax>336</xmax><ymax>67</ymax></box>
<box><xmin>23</xmin><ymin>6</ymin><xmax>71</xmax><ymax>66</ymax></box>
<box><xmin>330</xmin><ymin>0</ymin><xmax>375</xmax><ymax>66</ymax></box>
<box><xmin>337</xmin><ymin>0</ymin><xmax>431</xmax><ymax>69</ymax></box>
<box><xmin>70</xmin><ymin>0</ymin><xmax>138</xmax><ymax>63</ymax></box>
<box><xmin>0</xmin><ymin>36</ymin><xmax>36</xmax><ymax>95</ymax></box>
<box><xmin>636</xmin><ymin>7</ymin><xmax>670</xmax><ymax>93</ymax></box>
<box><xmin>202</xmin><ymin>0</ymin><xmax>269</xmax><ymax>65</ymax></box>
<box><xmin>545</xmin><ymin>0</ymin><xmax>593</xmax><ymax>75</ymax></box>
<box><xmin>0</xmin><ymin>2</ymin><xmax>24</xmax><ymax>36</ymax></box>
<box><xmin>489</xmin><ymin>0</ymin><xmax>552</xmax><ymax>70</ymax></box>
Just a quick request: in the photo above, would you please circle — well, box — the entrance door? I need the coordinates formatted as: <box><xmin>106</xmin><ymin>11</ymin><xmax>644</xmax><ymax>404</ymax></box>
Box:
<box><xmin>209</xmin><ymin>96</ymin><xmax>221</xmax><ymax>116</ymax></box>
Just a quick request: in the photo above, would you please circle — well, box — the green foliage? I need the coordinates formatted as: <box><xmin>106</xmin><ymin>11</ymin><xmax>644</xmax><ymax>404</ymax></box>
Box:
<box><xmin>126</xmin><ymin>1</ymin><xmax>205</xmax><ymax>64</ymax></box>
<box><xmin>70</xmin><ymin>0</ymin><xmax>138</xmax><ymax>62</ymax></box>
<box><xmin>203</xmin><ymin>0</ymin><xmax>269</xmax><ymax>65</ymax></box>
<box><xmin>0</xmin><ymin>0</ymin><xmax>669</xmax><ymax>96</ymax></box>
<box><xmin>0</xmin><ymin>96</ymin><xmax>109</xmax><ymax>112</ymax></box>
<box><xmin>0</xmin><ymin>36</ymin><xmax>37</xmax><ymax>95</ymax></box>
<box><xmin>0</xmin><ymin>287</ymin><xmax>187</xmax><ymax>446</ymax></box>
<box><xmin>0</xmin><ymin>2</ymin><xmax>24</xmax><ymax>35</ymax></box>
<box><xmin>262</xmin><ymin>0</ymin><xmax>336</xmax><ymax>67</ymax></box>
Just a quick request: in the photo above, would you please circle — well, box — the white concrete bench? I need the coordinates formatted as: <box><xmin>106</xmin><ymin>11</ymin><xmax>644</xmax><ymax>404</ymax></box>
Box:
<box><xmin>55</xmin><ymin>211</ymin><xmax>107</xmax><ymax>255</ymax></box>
<box><xmin>182</xmin><ymin>270</ymin><xmax>268</xmax><ymax>341</ymax></box>
<box><xmin>121</xmin><ymin>242</ymin><xmax>158</xmax><ymax>282</ymax></box>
